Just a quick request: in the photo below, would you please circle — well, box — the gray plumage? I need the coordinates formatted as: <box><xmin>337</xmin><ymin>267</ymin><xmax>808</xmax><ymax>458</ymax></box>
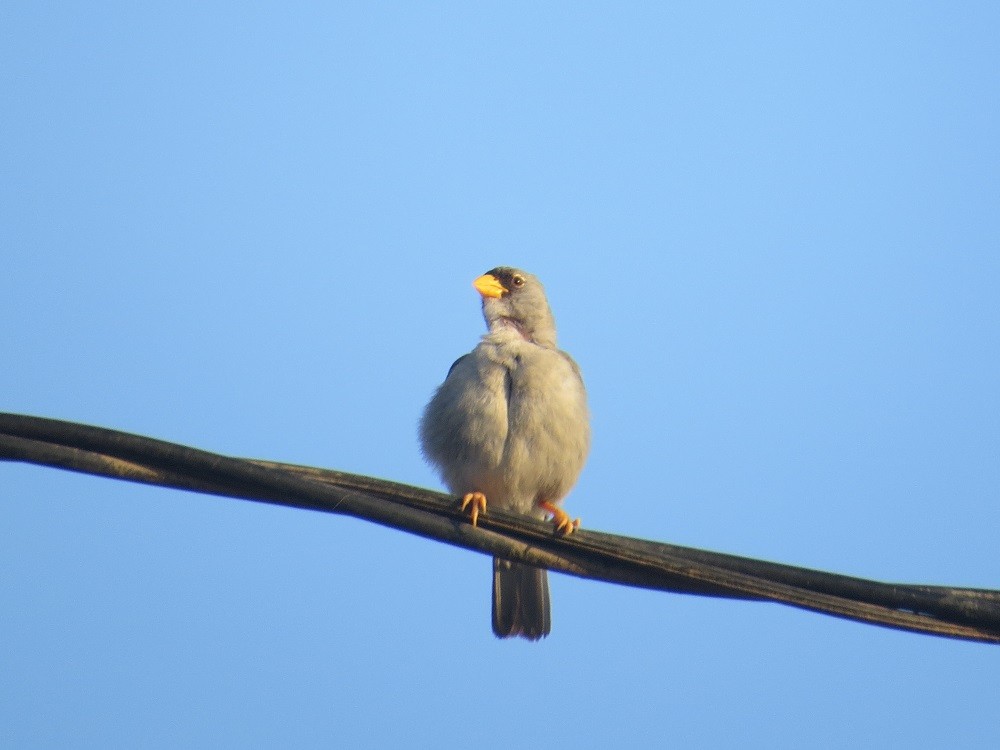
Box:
<box><xmin>419</xmin><ymin>267</ymin><xmax>590</xmax><ymax>640</ymax></box>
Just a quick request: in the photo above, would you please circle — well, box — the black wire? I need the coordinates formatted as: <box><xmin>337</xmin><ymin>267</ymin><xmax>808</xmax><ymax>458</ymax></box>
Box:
<box><xmin>1</xmin><ymin>412</ymin><xmax>998</xmax><ymax>644</ymax></box>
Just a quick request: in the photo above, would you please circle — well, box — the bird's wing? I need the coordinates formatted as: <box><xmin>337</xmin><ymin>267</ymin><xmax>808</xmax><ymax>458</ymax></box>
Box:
<box><xmin>557</xmin><ymin>350</ymin><xmax>585</xmax><ymax>384</ymax></box>
<box><xmin>445</xmin><ymin>353</ymin><xmax>471</xmax><ymax>380</ymax></box>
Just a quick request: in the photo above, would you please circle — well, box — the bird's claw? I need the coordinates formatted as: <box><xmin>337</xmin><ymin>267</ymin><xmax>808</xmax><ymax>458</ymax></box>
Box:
<box><xmin>539</xmin><ymin>501</ymin><xmax>580</xmax><ymax>536</ymax></box>
<box><xmin>461</xmin><ymin>492</ymin><xmax>488</xmax><ymax>527</ymax></box>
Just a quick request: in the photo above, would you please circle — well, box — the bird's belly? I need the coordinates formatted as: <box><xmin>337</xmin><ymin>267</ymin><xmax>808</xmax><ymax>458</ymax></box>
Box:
<box><xmin>498</xmin><ymin>394</ymin><xmax>588</xmax><ymax>509</ymax></box>
<box><xmin>426</xmin><ymin>346</ymin><xmax>589</xmax><ymax>517</ymax></box>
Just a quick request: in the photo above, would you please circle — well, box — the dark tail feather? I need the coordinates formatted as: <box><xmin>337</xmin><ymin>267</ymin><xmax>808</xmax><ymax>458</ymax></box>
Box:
<box><xmin>492</xmin><ymin>558</ymin><xmax>551</xmax><ymax>640</ymax></box>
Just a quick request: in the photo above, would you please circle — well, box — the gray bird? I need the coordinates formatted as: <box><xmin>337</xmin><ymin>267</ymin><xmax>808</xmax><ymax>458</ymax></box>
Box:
<box><xmin>419</xmin><ymin>267</ymin><xmax>590</xmax><ymax>640</ymax></box>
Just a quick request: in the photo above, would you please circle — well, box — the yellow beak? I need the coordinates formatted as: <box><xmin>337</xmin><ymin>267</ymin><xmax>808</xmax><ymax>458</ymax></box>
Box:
<box><xmin>473</xmin><ymin>273</ymin><xmax>507</xmax><ymax>299</ymax></box>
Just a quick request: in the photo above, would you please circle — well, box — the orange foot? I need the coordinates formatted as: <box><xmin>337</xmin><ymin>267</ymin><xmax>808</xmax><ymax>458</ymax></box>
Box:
<box><xmin>539</xmin><ymin>500</ymin><xmax>580</xmax><ymax>536</ymax></box>
<box><xmin>461</xmin><ymin>492</ymin><xmax>488</xmax><ymax>527</ymax></box>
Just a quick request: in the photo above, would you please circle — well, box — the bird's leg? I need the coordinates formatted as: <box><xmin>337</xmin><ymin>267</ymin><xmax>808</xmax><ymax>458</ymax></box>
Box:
<box><xmin>539</xmin><ymin>500</ymin><xmax>580</xmax><ymax>536</ymax></box>
<box><xmin>461</xmin><ymin>492</ymin><xmax>488</xmax><ymax>527</ymax></box>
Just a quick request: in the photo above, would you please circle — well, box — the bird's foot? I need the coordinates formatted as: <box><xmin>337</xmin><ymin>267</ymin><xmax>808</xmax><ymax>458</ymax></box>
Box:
<box><xmin>461</xmin><ymin>492</ymin><xmax>488</xmax><ymax>527</ymax></box>
<box><xmin>539</xmin><ymin>500</ymin><xmax>580</xmax><ymax>536</ymax></box>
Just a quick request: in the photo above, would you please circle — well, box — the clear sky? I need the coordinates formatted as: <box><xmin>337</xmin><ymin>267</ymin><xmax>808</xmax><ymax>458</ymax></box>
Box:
<box><xmin>3</xmin><ymin>3</ymin><xmax>998</xmax><ymax>747</ymax></box>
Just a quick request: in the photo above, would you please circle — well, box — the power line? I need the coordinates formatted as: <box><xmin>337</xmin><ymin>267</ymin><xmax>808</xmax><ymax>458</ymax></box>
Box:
<box><xmin>1</xmin><ymin>412</ymin><xmax>997</xmax><ymax>644</ymax></box>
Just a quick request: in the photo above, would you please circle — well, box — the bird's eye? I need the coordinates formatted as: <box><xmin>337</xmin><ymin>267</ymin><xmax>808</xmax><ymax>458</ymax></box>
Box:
<box><xmin>512</xmin><ymin>275</ymin><xmax>525</xmax><ymax>287</ymax></box>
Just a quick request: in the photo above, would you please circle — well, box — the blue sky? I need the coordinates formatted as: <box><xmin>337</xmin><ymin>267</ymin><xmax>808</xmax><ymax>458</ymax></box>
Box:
<box><xmin>3</xmin><ymin>3</ymin><xmax>998</xmax><ymax>747</ymax></box>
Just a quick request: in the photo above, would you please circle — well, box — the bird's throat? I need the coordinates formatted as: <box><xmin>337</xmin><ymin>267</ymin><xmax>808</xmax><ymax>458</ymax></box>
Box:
<box><xmin>490</xmin><ymin>316</ymin><xmax>534</xmax><ymax>343</ymax></box>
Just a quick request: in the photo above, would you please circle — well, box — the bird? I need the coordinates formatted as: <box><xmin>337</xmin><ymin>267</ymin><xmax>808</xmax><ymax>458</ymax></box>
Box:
<box><xmin>419</xmin><ymin>267</ymin><xmax>590</xmax><ymax>640</ymax></box>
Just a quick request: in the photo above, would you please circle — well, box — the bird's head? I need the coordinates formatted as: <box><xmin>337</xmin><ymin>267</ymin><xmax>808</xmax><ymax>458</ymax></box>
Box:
<box><xmin>473</xmin><ymin>267</ymin><xmax>557</xmax><ymax>347</ymax></box>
